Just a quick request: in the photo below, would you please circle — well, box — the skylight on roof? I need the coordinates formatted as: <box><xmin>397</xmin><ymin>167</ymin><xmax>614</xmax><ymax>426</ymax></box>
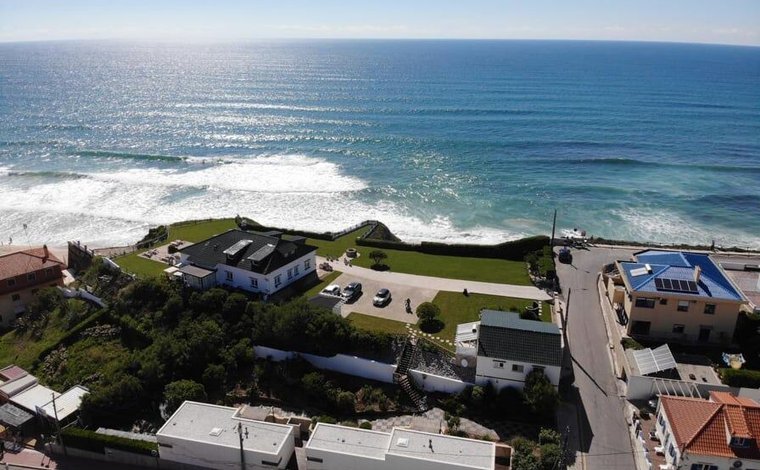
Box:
<box><xmin>209</xmin><ymin>427</ymin><xmax>223</xmax><ymax>436</ymax></box>
<box><xmin>396</xmin><ymin>437</ymin><xmax>409</xmax><ymax>447</ymax></box>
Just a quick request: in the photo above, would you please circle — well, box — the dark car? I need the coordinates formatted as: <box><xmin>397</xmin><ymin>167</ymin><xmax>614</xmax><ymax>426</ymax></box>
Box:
<box><xmin>342</xmin><ymin>282</ymin><xmax>362</xmax><ymax>301</ymax></box>
<box><xmin>558</xmin><ymin>247</ymin><xmax>572</xmax><ymax>264</ymax></box>
<box><xmin>373</xmin><ymin>288</ymin><xmax>391</xmax><ymax>307</ymax></box>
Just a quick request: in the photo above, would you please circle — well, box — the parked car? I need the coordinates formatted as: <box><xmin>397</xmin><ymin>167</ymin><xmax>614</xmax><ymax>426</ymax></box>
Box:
<box><xmin>373</xmin><ymin>288</ymin><xmax>391</xmax><ymax>307</ymax></box>
<box><xmin>342</xmin><ymin>282</ymin><xmax>362</xmax><ymax>301</ymax></box>
<box><xmin>320</xmin><ymin>284</ymin><xmax>341</xmax><ymax>297</ymax></box>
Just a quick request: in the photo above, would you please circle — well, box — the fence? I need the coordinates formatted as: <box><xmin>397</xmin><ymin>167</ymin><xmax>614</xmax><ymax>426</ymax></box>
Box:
<box><xmin>253</xmin><ymin>345</ymin><xmax>397</xmax><ymax>384</ymax></box>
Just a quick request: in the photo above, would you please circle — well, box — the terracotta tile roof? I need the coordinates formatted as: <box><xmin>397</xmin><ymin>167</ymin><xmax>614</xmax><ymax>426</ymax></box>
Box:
<box><xmin>0</xmin><ymin>247</ymin><xmax>64</xmax><ymax>281</ymax></box>
<box><xmin>660</xmin><ymin>393</ymin><xmax>760</xmax><ymax>459</ymax></box>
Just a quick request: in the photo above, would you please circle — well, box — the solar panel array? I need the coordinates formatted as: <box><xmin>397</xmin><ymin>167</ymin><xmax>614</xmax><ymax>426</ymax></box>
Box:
<box><xmin>654</xmin><ymin>277</ymin><xmax>698</xmax><ymax>294</ymax></box>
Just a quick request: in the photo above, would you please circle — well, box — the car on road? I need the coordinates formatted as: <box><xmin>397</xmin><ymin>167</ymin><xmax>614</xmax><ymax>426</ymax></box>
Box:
<box><xmin>373</xmin><ymin>288</ymin><xmax>391</xmax><ymax>307</ymax></box>
<box><xmin>320</xmin><ymin>284</ymin><xmax>341</xmax><ymax>297</ymax></box>
<box><xmin>558</xmin><ymin>247</ymin><xmax>572</xmax><ymax>264</ymax></box>
<box><xmin>342</xmin><ymin>282</ymin><xmax>362</xmax><ymax>301</ymax></box>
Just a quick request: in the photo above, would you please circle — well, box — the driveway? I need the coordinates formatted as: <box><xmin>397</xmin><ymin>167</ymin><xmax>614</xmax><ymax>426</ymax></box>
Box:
<box><xmin>555</xmin><ymin>245</ymin><xmax>637</xmax><ymax>470</ymax></box>
<box><xmin>317</xmin><ymin>256</ymin><xmax>550</xmax><ymax>301</ymax></box>
<box><xmin>331</xmin><ymin>272</ymin><xmax>437</xmax><ymax>323</ymax></box>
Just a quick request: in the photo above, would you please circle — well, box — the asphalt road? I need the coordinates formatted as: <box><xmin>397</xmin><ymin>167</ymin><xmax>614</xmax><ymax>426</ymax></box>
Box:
<box><xmin>555</xmin><ymin>245</ymin><xmax>637</xmax><ymax>469</ymax></box>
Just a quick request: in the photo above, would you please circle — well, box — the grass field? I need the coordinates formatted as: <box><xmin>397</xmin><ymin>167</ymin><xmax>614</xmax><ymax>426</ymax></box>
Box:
<box><xmin>346</xmin><ymin>312</ymin><xmax>410</xmax><ymax>336</ymax></box>
<box><xmin>115</xmin><ymin>218</ymin><xmax>530</xmax><ymax>285</ymax></box>
<box><xmin>431</xmin><ymin>292</ymin><xmax>543</xmax><ymax>340</ymax></box>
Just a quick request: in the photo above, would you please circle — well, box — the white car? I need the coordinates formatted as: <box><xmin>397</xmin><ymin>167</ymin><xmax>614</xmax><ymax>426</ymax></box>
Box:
<box><xmin>320</xmin><ymin>284</ymin><xmax>341</xmax><ymax>297</ymax></box>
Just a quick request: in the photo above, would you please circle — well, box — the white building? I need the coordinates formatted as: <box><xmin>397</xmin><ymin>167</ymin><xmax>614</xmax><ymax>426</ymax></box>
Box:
<box><xmin>457</xmin><ymin>310</ymin><xmax>562</xmax><ymax>391</ymax></box>
<box><xmin>656</xmin><ymin>391</ymin><xmax>760</xmax><ymax>470</ymax></box>
<box><xmin>305</xmin><ymin>422</ymin><xmax>499</xmax><ymax>470</ymax></box>
<box><xmin>156</xmin><ymin>401</ymin><xmax>296</xmax><ymax>470</ymax></box>
<box><xmin>177</xmin><ymin>230</ymin><xmax>317</xmax><ymax>296</ymax></box>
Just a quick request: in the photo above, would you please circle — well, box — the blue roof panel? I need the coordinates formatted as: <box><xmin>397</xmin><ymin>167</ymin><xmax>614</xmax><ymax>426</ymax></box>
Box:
<box><xmin>619</xmin><ymin>251</ymin><xmax>744</xmax><ymax>302</ymax></box>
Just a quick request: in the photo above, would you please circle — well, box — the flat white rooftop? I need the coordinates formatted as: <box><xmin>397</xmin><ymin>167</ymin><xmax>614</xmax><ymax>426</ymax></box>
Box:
<box><xmin>306</xmin><ymin>423</ymin><xmax>496</xmax><ymax>469</ymax></box>
<box><xmin>307</xmin><ymin>422</ymin><xmax>391</xmax><ymax>460</ymax></box>
<box><xmin>11</xmin><ymin>383</ymin><xmax>60</xmax><ymax>413</ymax></box>
<box><xmin>157</xmin><ymin>401</ymin><xmax>293</xmax><ymax>456</ymax></box>
<box><xmin>388</xmin><ymin>428</ymin><xmax>495</xmax><ymax>470</ymax></box>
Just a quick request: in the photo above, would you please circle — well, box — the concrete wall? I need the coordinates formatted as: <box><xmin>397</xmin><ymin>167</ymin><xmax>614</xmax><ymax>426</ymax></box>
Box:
<box><xmin>304</xmin><ymin>447</ymin><xmax>387</xmax><ymax>470</ymax></box>
<box><xmin>409</xmin><ymin>369</ymin><xmax>471</xmax><ymax>394</ymax></box>
<box><xmin>253</xmin><ymin>346</ymin><xmax>396</xmax><ymax>384</ymax></box>
<box><xmin>51</xmin><ymin>444</ymin><xmax>160</xmax><ymax>469</ymax></box>
<box><xmin>158</xmin><ymin>432</ymin><xmax>292</xmax><ymax>470</ymax></box>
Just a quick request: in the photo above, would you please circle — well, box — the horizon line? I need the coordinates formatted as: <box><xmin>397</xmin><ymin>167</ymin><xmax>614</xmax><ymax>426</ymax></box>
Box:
<box><xmin>1</xmin><ymin>37</ymin><xmax>758</xmax><ymax>48</ymax></box>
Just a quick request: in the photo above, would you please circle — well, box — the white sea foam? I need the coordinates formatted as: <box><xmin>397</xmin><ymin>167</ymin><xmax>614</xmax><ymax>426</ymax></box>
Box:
<box><xmin>0</xmin><ymin>154</ymin><xmax>524</xmax><ymax>247</ymax></box>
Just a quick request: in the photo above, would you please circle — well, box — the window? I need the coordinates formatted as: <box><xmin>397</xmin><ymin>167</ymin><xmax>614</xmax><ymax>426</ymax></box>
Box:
<box><xmin>294</xmin><ymin>265</ymin><xmax>299</xmax><ymax>276</ymax></box>
<box><xmin>635</xmin><ymin>297</ymin><xmax>656</xmax><ymax>309</ymax></box>
<box><xmin>672</xmin><ymin>324</ymin><xmax>685</xmax><ymax>334</ymax></box>
<box><xmin>11</xmin><ymin>294</ymin><xmax>20</xmax><ymax>301</ymax></box>
<box><xmin>731</xmin><ymin>437</ymin><xmax>749</xmax><ymax>448</ymax></box>
<box><xmin>7</xmin><ymin>279</ymin><xmax>15</xmax><ymax>287</ymax></box>
<box><xmin>659</xmin><ymin>298</ymin><xmax>668</xmax><ymax>305</ymax></box>
<box><xmin>27</xmin><ymin>272</ymin><xmax>36</xmax><ymax>282</ymax></box>
<box><xmin>274</xmin><ymin>275</ymin><xmax>281</xmax><ymax>287</ymax></box>
<box><xmin>703</xmin><ymin>304</ymin><xmax>716</xmax><ymax>315</ymax></box>
<box><xmin>250</xmin><ymin>277</ymin><xmax>258</xmax><ymax>288</ymax></box>
<box><xmin>512</xmin><ymin>364</ymin><xmax>524</xmax><ymax>373</ymax></box>
<box><xmin>668</xmin><ymin>444</ymin><xmax>675</xmax><ymax>458</ymax></box>
<box><xmin>287</xmin><ymin>268</ymin><xmax>293</xmax><ymax>280</ymax></box>
<box><xmin>677</xmin><ymin>301</ymin><xmax>689</xmax><ymax>312</ymax></box>
<box><xmin>630</xmin><ymin>321</ymin><xmax>651</xmax><ymax>336</ymax></box>
<box><xmin>493</xmin><ymin>360</ymin><xmax>505</xmax><ymax>369</ymax></box>
<box><xmin>658</xmin><ymin>414</ymin><xmax>665</xmax><ymax>427</ymax></box>
<box><xmin>225</xmin><ymin>271</ymin><xmax>233</xmax><ymax>281</ymax></box>
<box><xmin>304</xmin><ymin>259</ymin><xmax>311</xmax><ymax>270</ymax></box>
<box><xmin>45</xmin><ymin>268</ymin><xmax>53</xmax><ymax>277</ymax></box>
<box><xmin>306</xmin><ymin>457</ymin><xmax>323</xmax><ymax>463</ymax></box>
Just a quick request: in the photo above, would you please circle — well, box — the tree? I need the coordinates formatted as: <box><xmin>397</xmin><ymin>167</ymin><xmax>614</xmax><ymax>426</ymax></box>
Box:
<box><xmin>416</xmin><ymin>302</ymin><xmax>442</xmax><ymax>331</ymax></box>
<box><xmin>80</xmin><ymin>374</ymin><xmax>146</xmax><ymax>428</ymax></box>
<box><xmin>511</xmin><ymin>437</ymin><xmax>540</xmax><ymax>470</ymax></box>
<box><xmin>202</xmin><ymin>364</ymin><xmax>227</xmax><ymax>395</ymax></box>
<box><xmin>369</xmin><ymin>250</ymin><xmax>388</xmax><ymax>267</ymax></box>
<box><xmin>164</xmin><ymin>379</ymin><xmax>207</xmax><ymax>415</ymax></box>
<box><xmin>523</xmin><ymin>370</ymin><xmax>559</xmax><ymax>417</ymax></box>
<box><xmin>539</xmin><ymin>443</ymin><xmax>562</xmax><ymax>470</ymax></box>
<box><xmin>538</xmin><ymin>428</ymin><xmax>561</xmax><ymax>446</ymax></box>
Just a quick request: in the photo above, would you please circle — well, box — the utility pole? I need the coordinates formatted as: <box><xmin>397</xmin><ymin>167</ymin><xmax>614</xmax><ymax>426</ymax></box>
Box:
<box><xmin>51</xmin><ymin>393</ymin><xmax>66</xmax><ymax>456</ymax></box>
<box><xmin>550</xmin><ymin>209</ymin><xmax>557</xmax><ymax>248</ymax></box>
<box><xmin>237</xmin><ymin>422</ymin><xmax>245</xmax><ymax>470</ymax></box>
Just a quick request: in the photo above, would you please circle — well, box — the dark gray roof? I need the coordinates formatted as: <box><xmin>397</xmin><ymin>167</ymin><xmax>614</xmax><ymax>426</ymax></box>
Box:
<box><xmin>477</xmin><ymin>311</ymin><xmax>562</xmax><ymax>367</ymax></box>
<box><xmin>179</xmin><ymin>230</ymin><xmax>317</xmax><ymax>275</ymax></box>
<box><xmin>0</xmin><ymin>402</ymin><xmax>34</xmax><ymax>428</ymax></box>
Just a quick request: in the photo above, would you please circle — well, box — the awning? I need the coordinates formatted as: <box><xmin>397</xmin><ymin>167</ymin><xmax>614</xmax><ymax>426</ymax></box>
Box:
<box><xmin>179</xmin><ymin>265</ymin><xmax>215</xmax><ymax>278</ymax></box>
<box><xmin>632</xmin><ymin>344</ymin><xmax>677</xmax><ymax>376</ymax></box>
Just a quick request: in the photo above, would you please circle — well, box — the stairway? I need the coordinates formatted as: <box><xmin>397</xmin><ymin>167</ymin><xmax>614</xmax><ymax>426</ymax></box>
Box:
<box><xmin>394</xmin><ymin>339</ymin><xmax>429</xmax><ymax>412</ymax></box>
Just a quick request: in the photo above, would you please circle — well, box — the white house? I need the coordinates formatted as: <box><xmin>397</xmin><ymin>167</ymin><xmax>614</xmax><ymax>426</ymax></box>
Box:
<box><xmin>656</xmin><ymin>391</ymin><xmax>760</xmax><ymax>470</ymax></box>
<box><xmin>305</xmin><ymin>422</ymin><xmax>499</xmax><ymax>470</ymax></box>
<box><xmin>156</xmin><ymin>401</ymin><xmax>296</xmax><ymax>470</ymax></box>
<box><xmin>177</xmin><ymin>230</ymin><xmax>317</xmax><ymax>296</ymax></box>
<box><xmin>458</xmin><ymin>310</ymin><xmax>562</xmax><ymax>391</ymax></box>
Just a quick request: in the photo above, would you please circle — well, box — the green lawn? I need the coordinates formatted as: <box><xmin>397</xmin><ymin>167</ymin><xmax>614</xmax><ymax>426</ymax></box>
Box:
<box><xmin>113</xmin><ymin>252</ymin><xmax>166</xmax><ymax>278</ymax></box>
<box><xmin>167</xmin><ymin>218</ymin><xmax>237</xmax><ymax>242</ymax></box>
<box><xmin>431</xmin><ymin>292</ymin><xmax>539</xmax><ymax>340</ymax></box>
<box><xmin>347</xmin><ymin>312</ymin><xmax>411</xmax><ymax>336</ymax></box>
<box><xmin>304</xmin><ymin>271</ymin><xmax>341</xmax><ymax>298</ymax></box>
<box><xmin>307</xmin><ymin>230</ymin><xmax>530</xmax><ymax>285</ymax></box>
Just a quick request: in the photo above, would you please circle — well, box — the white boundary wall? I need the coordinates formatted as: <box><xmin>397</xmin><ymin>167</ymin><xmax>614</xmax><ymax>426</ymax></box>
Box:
<box><xmin>409</xmin><ymin>369</ymin><xmax>471</xmax><ymax>394</ymax></box>
<box><xmin>254</xmin><ymin>346</ymin><xmax>396</xmax><ymax>383</ymax></box>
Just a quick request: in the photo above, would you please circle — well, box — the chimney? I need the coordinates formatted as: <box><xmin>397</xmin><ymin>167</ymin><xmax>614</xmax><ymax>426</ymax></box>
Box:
<box><xmin>694</xmin><ymin>265</ymin><xmax>702</xmax><ymax>283</ymax></box>
<box><xmin>42</xmin><ymin>244</ymin><xmax>49</xmax><ymax>262</ymax></box>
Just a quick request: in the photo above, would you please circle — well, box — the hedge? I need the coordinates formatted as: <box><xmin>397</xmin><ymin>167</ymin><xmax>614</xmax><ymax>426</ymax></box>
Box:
<box><xmin>358</xmin><ymin>235</ymin><xmax>550</xmax><ymax>260</ymax></box>
<box><xmin>721</xmin><ymin>368</ymin><xmax>760</xmax><ymax>388</ymax></box>
<box><xmin>61</xmin><ymin>427</ymin><xmax>158</xmax><ymax>456</ymax></box>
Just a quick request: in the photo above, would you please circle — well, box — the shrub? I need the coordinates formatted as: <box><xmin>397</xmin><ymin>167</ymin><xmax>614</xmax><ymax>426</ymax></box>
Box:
<box><xmin>523</xmin><ymin>370</ymin><xmax>559</xmax><ymax>418</ymax></box>
<box><xmin>721</xmin><ymin>368</ymin><xmax>760</xmax><ymax>388</ymax></box>
<box><xmin>416</xmin><ymin>302</ymin><xmax>442</xmax><ymax>332</ymax></box>
<box><xmin>538</xmin><ymin>428</ymin><xmax>561</xmax><ymax>446</ymax></box>
<box><xmin>61</xmin><ymin>427</ymin><xmax>157</xmax><ymax>456</ymax></box>
<box><xmin>313</xmin><ymin>415</ymin><xmax>337</xmax><ymax>424</ymax></box>
<box><xmin>360</xmin><ymin>421</ymin><xmax>372</xmax><ymax>430</ymax></box>
<box><xmin>621</xmin><ymin>337</ymin><xmax>645</xmax><ymax>350</ymax></box>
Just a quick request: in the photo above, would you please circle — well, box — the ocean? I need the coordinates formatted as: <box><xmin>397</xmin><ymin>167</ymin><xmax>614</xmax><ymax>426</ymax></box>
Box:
<box><xmin>1</xmin><ymin>40</ymin><xmax>759</xmax><ymax>248</ymax></box>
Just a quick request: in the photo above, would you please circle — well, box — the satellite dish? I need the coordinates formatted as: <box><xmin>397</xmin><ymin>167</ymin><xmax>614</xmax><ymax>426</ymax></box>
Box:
<box><xmin>460</xmin><ymin>358</ymin><xmax>468</xmax><ymax>367</ymax></box>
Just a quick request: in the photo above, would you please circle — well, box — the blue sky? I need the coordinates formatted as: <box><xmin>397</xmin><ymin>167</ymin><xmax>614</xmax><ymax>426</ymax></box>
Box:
<box><xmin>1</xmin><ymin>0</ymin><xmax>758</xmax><ymax>45</ymax></box>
